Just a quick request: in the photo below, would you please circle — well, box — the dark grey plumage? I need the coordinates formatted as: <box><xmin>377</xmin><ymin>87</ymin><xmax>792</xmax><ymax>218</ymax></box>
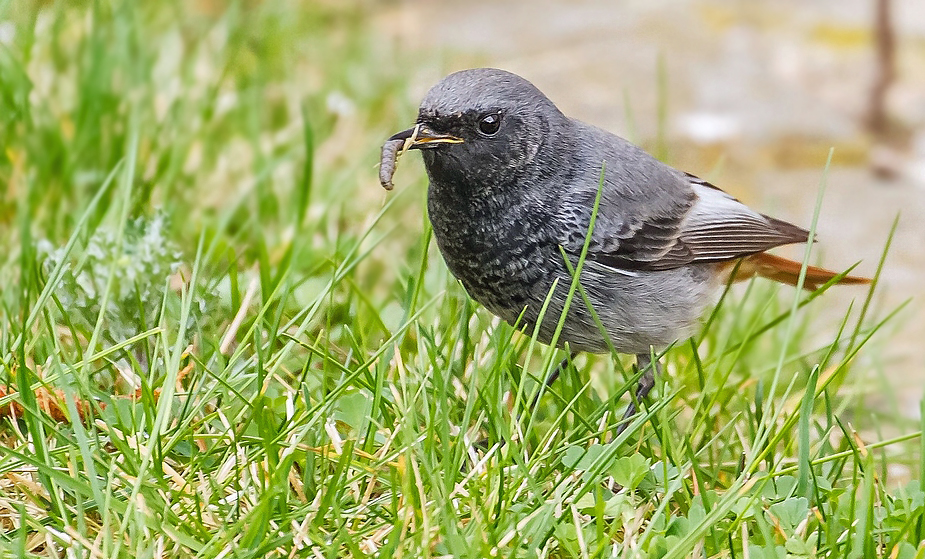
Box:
<box><xmin>404</xmin><ymin>68</ymin><xmax>806</xmax><ymax>355</ymax></box>
<box><xmin>384</xmin><ymin>68</ymin><xmax>864</xmax><ymax>422</ymax></box>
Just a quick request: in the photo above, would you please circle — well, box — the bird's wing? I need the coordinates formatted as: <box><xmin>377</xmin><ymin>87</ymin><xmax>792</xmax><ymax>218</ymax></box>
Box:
<box><xmin>580</xmin><ymin>175</ymin><xmax>810</xmax><ymax>272</ymax></box>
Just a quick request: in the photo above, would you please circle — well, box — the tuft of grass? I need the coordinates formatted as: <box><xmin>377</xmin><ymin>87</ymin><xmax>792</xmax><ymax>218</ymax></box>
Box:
<box><xmin>0</xmin><ymin>1</ymin><xmax>920</xmax><ymax>558</ymax></box>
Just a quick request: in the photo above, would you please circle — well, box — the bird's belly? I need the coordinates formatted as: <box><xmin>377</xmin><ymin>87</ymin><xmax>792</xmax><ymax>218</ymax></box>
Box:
<box><xmin>435</xmin><ymin>224</ymin><xmax>719</xmax><ymax>353</ymax></box>
<box><xmin>427</xmin><ymin>194</ymin><xmax>720</xmax><ymax>355</ymax></box>
<box><xmin>432</xmin><ymin>223</ymin><xmax>551</xmax><ymax>322</ymax></box>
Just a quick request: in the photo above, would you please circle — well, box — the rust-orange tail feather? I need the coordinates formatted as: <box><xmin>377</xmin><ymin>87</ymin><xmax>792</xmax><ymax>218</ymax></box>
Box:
<box><xmin>728</xmin><ymin>252</ymin><xmax>872</xmax><ymax>291</ymax></box>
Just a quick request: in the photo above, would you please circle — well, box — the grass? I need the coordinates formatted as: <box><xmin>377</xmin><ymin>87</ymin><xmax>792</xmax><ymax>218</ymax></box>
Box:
<box><xmin>0</xmin><ymin>1</ymin><xmax>922</xmax><ymax>557</ymax></box>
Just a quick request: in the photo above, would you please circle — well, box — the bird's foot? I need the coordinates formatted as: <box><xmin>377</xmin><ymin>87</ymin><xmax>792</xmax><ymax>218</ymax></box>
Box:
<box><xmin>529</xmin><ymin>350</ymin><xmax>579</xmax><ymax>408</ymax></box>
<box><xmin>616</xmin><ymin>352</ymin><xmax>661</xmax><ymax>435</ymax></box>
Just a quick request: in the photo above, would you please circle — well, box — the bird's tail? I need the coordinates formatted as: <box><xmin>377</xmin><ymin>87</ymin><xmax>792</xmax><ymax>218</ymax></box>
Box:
<box><xmin>728</xmin><ymin>252</ymin><xmax>871</xmax><ymax>291</ymax></box>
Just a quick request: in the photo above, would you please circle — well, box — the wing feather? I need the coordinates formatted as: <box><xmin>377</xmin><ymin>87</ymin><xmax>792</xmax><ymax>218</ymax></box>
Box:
<box><xmin>588</xmin><ymin>174</ymin><xmax>809</xmax><ymax>272</ymax></box>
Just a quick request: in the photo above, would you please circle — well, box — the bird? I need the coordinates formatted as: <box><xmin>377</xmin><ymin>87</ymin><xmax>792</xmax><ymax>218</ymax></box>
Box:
<box><xmin>382</xmin><ymin>68</ymin><xmax>869</xmax><ymax>427</ymax></box>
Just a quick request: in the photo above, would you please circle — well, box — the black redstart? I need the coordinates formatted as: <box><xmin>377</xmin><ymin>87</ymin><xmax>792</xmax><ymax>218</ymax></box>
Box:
<box><xmin>381</xmin><ymin>68</ymin><xmax>869</xmax><ymax>426</ymax></box>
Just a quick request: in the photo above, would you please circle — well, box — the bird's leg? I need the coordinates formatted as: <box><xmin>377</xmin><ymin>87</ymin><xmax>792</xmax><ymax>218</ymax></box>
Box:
<box><xmin>617</xmin><ymin>352</ymin><xmax>661</xmax><ymax>434</ymax></box>
<box><xmin>530</xmin><ymin>351</ymin><xmax>580</xmax><ymax>408</ymax></box>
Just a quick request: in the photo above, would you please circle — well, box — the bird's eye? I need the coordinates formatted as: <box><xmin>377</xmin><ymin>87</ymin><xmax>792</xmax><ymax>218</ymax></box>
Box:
<box><xmin>477</xmin><ymin>112</ymin><xmax>502</xmax><ymax>136</ymax></box>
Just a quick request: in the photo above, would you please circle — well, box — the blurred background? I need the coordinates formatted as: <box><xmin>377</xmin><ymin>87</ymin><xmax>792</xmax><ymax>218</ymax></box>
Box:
<box><xmin>2</xmin><ymin>0</ymin><xmax>923</xmax><ymax>409</ymax></box>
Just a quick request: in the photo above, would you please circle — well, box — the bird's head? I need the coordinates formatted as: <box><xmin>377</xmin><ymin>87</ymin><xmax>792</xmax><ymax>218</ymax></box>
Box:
<box><xmin>389</xmin><ymin>68</ymin><xmax>569</xmax><ymax>193</ymax></box>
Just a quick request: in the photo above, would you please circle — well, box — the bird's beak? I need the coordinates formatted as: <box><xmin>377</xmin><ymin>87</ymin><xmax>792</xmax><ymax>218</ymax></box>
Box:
<box><xmin>388</xmin><ymin>124</ymin><xmax>463</xmax><ymax>150</ymax></box>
